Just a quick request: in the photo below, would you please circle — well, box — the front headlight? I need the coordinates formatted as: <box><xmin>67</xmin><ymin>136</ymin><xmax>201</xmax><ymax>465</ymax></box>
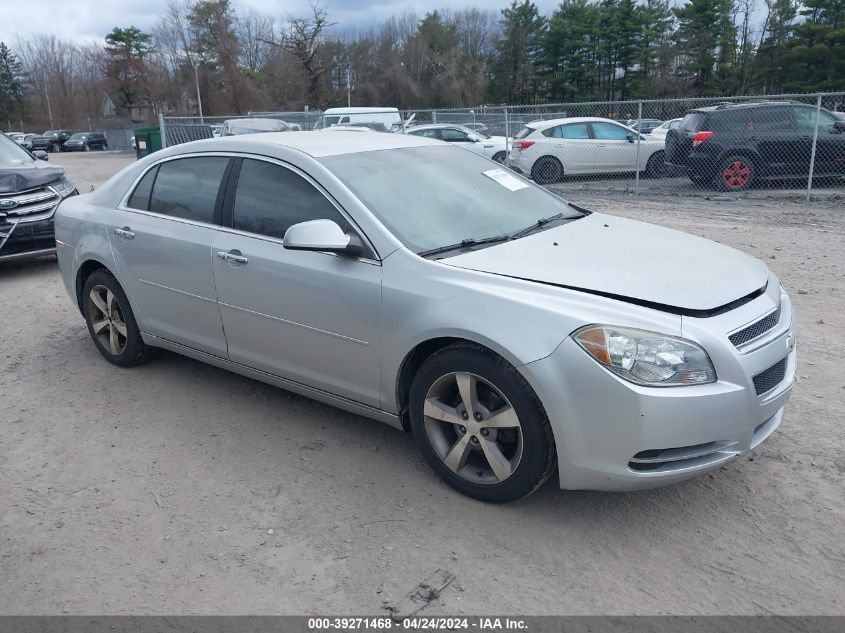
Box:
<box><xmin>52</xmin><ymin>177</ymin><xmax>76</xmax><ymax>198</ymax></box>
<box><xmin>573</xmin><ymin>325</ymin><xmax>716</xmax><ymax>386</ymax></box>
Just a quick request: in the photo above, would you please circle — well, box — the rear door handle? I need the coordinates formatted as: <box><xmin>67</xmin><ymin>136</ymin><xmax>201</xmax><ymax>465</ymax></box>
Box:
<box><xmin>114</xmin><ymin>226</ymin><xmax>134</xmax><ymax>240</ymax></box>
<box><xmin>217</xmin><ymin>249</ymin><xmax>248</xmax><ymax>265</ymax></box>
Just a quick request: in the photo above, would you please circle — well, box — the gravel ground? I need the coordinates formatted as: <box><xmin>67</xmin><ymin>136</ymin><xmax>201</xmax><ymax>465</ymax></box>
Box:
<box><xmin>1</xmin><ymin>152</ymin><xmax>843</xmax><ymax>615</ymax></box>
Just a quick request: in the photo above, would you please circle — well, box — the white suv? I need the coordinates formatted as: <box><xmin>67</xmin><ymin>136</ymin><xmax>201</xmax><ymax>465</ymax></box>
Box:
<box><xmin>509</xmin><ymin>117</ymin><xmax>667</xmax><ymax>184</ymax></box>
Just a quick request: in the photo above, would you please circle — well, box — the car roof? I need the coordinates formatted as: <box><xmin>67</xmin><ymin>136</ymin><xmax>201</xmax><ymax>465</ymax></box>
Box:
<box><xmin>408</xmin><ymin>124</ymin><xmax>472</xmax><ymax>131</ymax></box>
<box><xmin>692</xmin><ymin>101</ymin><xmax>805</xmax><ymax>114</ymax></box>
<box><xmin>324</xmin><ymin>107</ymin><xmax>399</xmax><ymax>114</ymax></box>
<box><xmin>171</xmin><ymin>130</ymin><xmax>441</xmax><ymax>158</ymax></box>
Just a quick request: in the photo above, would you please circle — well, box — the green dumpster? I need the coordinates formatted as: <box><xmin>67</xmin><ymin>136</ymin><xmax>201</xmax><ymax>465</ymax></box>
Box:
<box><xmin>133</xmin><ymin>126</ymin><xmax>161</xmax><ymax>159</ymax></box>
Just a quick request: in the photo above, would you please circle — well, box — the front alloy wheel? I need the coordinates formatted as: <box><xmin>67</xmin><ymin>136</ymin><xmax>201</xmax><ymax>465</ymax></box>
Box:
<box><xmin>423</xmin><ymin>371</ymin><xmax>523</xmax><ymax>485</ymax></box>
<box><xmin>409</xmin><ymin>344</ymin><xmax>556</xmax><ymax>502</ymax></box>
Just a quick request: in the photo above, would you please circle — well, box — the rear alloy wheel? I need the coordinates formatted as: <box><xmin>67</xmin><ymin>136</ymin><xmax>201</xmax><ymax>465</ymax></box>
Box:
<box><xmin>531</xmin><ymin>157</ymin><xmax>563</xmax><ymax>185</ymax></box>
<box><xmin>492</xmin><ymin>151</ymin><xmax>507</xmax><ymax>164</ymax></box>
<box><xmin>409</xmin><ymin>344</ymin><xmax>556</xmax><ymax>502</ymax></box>
<box><xmin>82</xmin><ymin>270</ymin><xmax>153</xmax><ymax>367</ymax></box>
<box><xmin>645</xmin><ymin>151</ymin><xmax>667</xmax><ymax>178</ymax></box>
<box><xmin>718</xmin><ymin>155</ymin><xmax>755</xmax><ymax>191</ymax></box>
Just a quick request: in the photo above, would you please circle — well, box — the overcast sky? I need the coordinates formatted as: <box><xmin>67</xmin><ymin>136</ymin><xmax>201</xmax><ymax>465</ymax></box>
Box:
<box><xmin>2</xmin><ymin>0</ymin><xmax>563</xmax><ymax>44</ymax></box>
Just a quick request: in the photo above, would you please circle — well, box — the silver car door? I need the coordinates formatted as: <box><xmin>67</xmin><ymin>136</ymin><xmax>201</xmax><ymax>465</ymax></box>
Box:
<box><xmin>212</xmin><ymin>157</ymin><xmax>382</xmax><ymax>407</ymax></box>
<box><xmin>110</xmin><ymin>155</ymin><xmax>231</xmax><ymax>357</ymax></box>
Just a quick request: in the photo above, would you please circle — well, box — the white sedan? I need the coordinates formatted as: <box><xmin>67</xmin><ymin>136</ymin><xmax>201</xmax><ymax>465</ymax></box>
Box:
<box><xmin>648</xmin><ymin>118</ymin><xmax>682</xmax><ymax>142</ymax></box>
<box><xmin>406</xmin><ymin>124</ymin><xmax>508</xmax><ymax>163</ymax></box>
<box><xmin>509</xmin><ymin>117</ymin><xmax>667</xmax><ymax>184</ymax></box>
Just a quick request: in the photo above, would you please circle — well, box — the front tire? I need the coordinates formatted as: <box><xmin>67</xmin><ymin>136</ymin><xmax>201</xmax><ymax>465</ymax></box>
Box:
<box><xmin>409</xmin><ymin>343</ymin><xmax>556</xmax><ymax>503</ymax></box>
<box><xmin>645</xmin><ymin>150</ymin><xmax>667</xmax><ymax>178</ymax></box>
<box><xmin>82</xmin><ymin>270</ymin><xmax>153</xmax><ymax>367</ymax></box>
<box><xmin>531</xmin><ymin>157</ymin><xmax>563</xmax><ymax>185</ymax></box>
<box><xmin>492</xmin><ymin>151</ymin><xmax>506</xmax><ymax>164</ymax></box>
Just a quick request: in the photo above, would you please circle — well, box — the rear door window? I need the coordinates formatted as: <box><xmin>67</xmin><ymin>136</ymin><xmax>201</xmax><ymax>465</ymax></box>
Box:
<box><xmin>148</xmin><ymin>157</ymin><xmax>229</xmax><ymax>223</ymax></box>
<box><xmin>126</xmin><ymin>166</ymin><xmax>158</xmax><ymax>210</ymax></box>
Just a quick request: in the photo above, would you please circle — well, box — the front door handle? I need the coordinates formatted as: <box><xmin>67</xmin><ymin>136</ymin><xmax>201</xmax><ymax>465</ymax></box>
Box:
<box><xmin>114</xmin><ymin>226</ymin><xmax>134</xmax><ymax>240</ymax></box>
<box><xmin>217</xmin><ymin>249</ymin><xmax>248</xmax><ymax>265</ymax></box>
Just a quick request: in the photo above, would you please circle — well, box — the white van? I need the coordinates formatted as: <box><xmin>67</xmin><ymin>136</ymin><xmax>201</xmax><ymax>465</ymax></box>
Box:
<box><xmin>316</xmin><ymin>107</ymin><xmax>402</xmax><ymax>130</ymax></box>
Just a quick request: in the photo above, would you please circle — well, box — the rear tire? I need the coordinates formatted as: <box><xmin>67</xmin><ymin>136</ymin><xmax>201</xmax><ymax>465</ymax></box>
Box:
<box><xmin>82</xmin><ymin>270</ymin><xmax>153</xmax><ymax>367</ymax></box>
<box><xmin>531</xmin><ymin>157</ymin><xmax>563</xmax><ymax>185</ymax></box>
<box><xmin>409</xmin><ymin>343</ymin><xmax>556</xmax><ymax>503</ymax></box>
<box><xmin>492</xmin><ymin>151</ymin><xmax>506</xmax><ymax>164</ymax></box>
<box><xmin>717</xmin><ymin>155</ymin><xmax>756</xmax><ymax>191</ymax></box>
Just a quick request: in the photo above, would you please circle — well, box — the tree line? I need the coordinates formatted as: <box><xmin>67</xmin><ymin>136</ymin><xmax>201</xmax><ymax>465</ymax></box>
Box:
<box><xmin>1</xmin><ymin>0</ymin><xmax>843</xmax><ymax>131</ymax></box>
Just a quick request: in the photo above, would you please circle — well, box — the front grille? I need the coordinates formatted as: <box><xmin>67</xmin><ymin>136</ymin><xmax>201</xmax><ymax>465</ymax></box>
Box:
<box><xmin>729</xmin><ymin>303</ymin><xmax>782</xmax><ymax>347</ymax></box>
<box><xmin>753</xmin><ymin>357</ymin><xmax>788</xmax><ymax>396</ymax></box>
<box><xmin>0</xmin><ymin>186</ymin><xmax>61</xmax><ymax>218</ymax></box>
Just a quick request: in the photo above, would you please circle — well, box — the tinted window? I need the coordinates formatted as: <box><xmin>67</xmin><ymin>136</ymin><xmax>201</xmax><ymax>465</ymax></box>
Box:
<box><xmin>232</xmin><ymin>159</ymin><xmax>349</xmax><ymax>240</ymax></box>
<box><xmin>440</xmin><ymin>128</ymin><xmax>471</xmax><ymax>142</ymax></box>
<box><xmin>591</xmin><ymin>122</ymin><xmax>631</xmax><ymax>140</ymax></box>
<box><xmin>409</xmin><ymin>128</ymin><xmax>439</xmax><ymax>139</ymax></box>
<box><xmin>126</xmin><ymin>166</ymin><xmax>158</xmax><ymax>210</ymax></box>
<box><xmin>680</xmin><ymin>113</ymin><xmax>708</xmax><ymax>132</ymax></box>
<box><xmin>149</xmin><ymin>157</ymin><xmax>228</xmax><ymax>223</ymax></box>
<box><xmin>752</xmin><ymin>107</ymin><xmax>795</xmax><ymax>131</ymax></box>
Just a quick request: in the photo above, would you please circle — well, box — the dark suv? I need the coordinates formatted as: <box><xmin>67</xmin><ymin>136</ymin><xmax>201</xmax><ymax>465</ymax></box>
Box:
<box><xmin>0</xmin><ymin>133</ymin><xmax>77</xmax><ymax>261</ymax></box>
<box><xmin>41</xmin><ymin>129</ymin><xmax>75</xmax><ymax>153</ymax></box>
<box><xmin>63</xmin><ymin>132</ymin><xmax>108</xmax><ymax>151</ymax></box>
<box><xmin>666</xmin><ymin>101</ymin><xmax>845</xmax><ymax>191</ymax></box>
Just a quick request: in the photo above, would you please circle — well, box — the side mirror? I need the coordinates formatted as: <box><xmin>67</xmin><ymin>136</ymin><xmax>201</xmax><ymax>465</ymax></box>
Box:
<box><xmin>33</xmin><ymin>150</ymin><xmax>48</xmax><ymax>161</ymax></box>
<box><xmin>626</xmin><ymin>133</ymin><xmax>635</xmax><ymax>143</ymax></box>
<box><xmin>283</xmin><ymin>219</ymin><xmax>363</xmax><ymax>257</ymax></box>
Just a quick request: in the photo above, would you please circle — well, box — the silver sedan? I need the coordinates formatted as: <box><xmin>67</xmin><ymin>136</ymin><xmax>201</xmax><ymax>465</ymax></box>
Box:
<box><xmin>54</xmin><ymin>132</ymin><xmax>795</xmax><ymax>502</ymax></box>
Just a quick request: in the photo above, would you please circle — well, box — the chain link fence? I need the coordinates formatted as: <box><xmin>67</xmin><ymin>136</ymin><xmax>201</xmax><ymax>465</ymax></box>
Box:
<box><xmin>162</xmin><ymin>92</ymin><xmax>845</xmax><ymax>202</ymax></box>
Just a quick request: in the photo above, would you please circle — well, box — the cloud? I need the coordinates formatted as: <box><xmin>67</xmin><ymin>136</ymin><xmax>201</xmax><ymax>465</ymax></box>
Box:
<box><xmin>1</xmin><ymin>0</ymin><xmax>562</xmax><ymax>44</ymax></box>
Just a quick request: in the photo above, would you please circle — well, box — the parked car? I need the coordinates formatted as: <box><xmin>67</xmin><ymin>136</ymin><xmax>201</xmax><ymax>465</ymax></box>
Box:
<box><xmin>624</xmin><ymin>118</ymin><xmax>664</xmax><ymax>134</ymax></box>
<box><xmin>63</xmin><ymin>132</ymin><xmax>108</xmax><ymax>152</ymax></box>
<box><xmin>220</xmin><ymin>118</ymin><xmax>291</xmax><ymax>136</ymax></box>
<box><xmin>509</xmin><ymin>117</ymin><xmax>667</xmax><ymax>183</ymax></box>
<box><xmin>41</xmin><ymin>129</ymin><xmax>75</xmax><ymax>152</ymax></box>
<box><xmin>665</xmin><ymin>101</ymin><xmax>845</xmax><ymax>191</ymax></box>
<box><xmin>55</xmin><ymin>132</ymin><xmax>794</xmax><ymax>502</ymax></box>
<box><xmin>648</xmin><ymin>118</ymin><xmax>682</xmax><ymax>141</ymax></box>
<box><xmin>16</xmin><ymin>133</ymin><xmax>49</xmax><ymax>152</ymax></box>
<box><xmin>6</xmin><ymin>132</ymin><xmax>25</xmax><ymax>143</ymax></box>
<box><xmin>407</xmin><ymin>124</ymin><xmax>508</xmax><ymax>163</ymax></box>
<box><xmin>315</xmin><ymin>107</ymin><xmax>402</xmax><ymax>130</ymax></box>
<box><xmin>0</xmin><ymin>132</ymin><xmax>77</xmax><ymax>261</ymax></box>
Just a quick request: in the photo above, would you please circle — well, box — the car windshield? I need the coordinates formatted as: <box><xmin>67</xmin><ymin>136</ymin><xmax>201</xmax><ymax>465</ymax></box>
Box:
<box><xmin>320</xmin><ymin>145</ymin><xmax>584</xmax><ymax>254</ymax></box>
<box><xmin>227</xmin><ymin>120</ymin><xmax>288</xmax><ymax>135</ymax></box>
<box><xmin>0</xmin><ymin>133</ymin><xmax>35</xmax><ymax>166</ymax></box>
<box><xmin>70</xmin><ymin>133</ymin><xmax>87</xmax><ymax>140</ymax></box>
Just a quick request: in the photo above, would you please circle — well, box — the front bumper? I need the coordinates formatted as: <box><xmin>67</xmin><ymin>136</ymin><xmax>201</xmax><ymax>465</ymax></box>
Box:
<box><xmin>0</xmin><ymin>215</ymin><xmax>57</xmax><ymax>261</ymax></box>
<box><xmin>520</xmin><ymin>283</ymin><xmax>795</xmax><ymax>491</ymax></box>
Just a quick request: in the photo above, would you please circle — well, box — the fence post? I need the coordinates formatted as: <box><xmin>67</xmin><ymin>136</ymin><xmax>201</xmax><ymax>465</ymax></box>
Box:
<box><xmin>504</xmin><ymin>106</ymin><xmax>511</xmax><ymax>169</ymax></box>
<box><xmin>806</xmin><ymin>94</ymin><xmax>822</xmax><ymax>203</ymax></box>
<box><xmin>158</xmin><ymin>113</ymin><xmax>167</xmax><ymax>150</ymax></box>
<box><xmin>634</xmin><ymin>101</ymin><xmax>642</xmax><ymax>196</ymax></box>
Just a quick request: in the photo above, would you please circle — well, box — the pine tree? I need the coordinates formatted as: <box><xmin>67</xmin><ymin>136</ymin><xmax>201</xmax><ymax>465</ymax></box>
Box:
<box><xmin>0</xmin><ymin>42</ymin><xmax>25</xmax><ymax>126</ymax></box>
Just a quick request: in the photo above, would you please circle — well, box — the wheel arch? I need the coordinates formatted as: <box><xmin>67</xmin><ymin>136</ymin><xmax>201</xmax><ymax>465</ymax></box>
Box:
<box><xmin>75</xmin><ymin>258</ymin><xmax>115</xmax><ymax>314</ymax></box>
<box><xmin>394</xmin><ymin>335</ymin><xmax>523</xmax><ymax>432</ymax></box>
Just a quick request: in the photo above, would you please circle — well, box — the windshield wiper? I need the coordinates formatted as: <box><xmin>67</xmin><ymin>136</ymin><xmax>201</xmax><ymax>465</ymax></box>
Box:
<box><xmin>508</xmin><ymin>212</ymin><xmax>568</xmax><ymax>240</ymax></box>
<box><xmin>418</xmin><ymin>234</ymin><xmax>512</xmax><ymax>258</ymax></box>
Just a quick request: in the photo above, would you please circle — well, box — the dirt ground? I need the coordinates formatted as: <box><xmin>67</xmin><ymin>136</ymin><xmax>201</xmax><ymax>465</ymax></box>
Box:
<box><xmin>1</xmin><ymin>152</ymin><xmax>843</xmax><ymax>615</ymax></box>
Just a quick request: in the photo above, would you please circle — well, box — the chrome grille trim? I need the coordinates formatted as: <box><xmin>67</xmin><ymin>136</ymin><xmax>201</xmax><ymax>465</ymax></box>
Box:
<box><xmin>729</xmin><ymin>302</ymin><xmax>782</xmax><ymax>348</ymax></box>
<box><xmin>0</xmin><ymin>186</ymin><xmax>61</xmax><ymax>218</ymax></box>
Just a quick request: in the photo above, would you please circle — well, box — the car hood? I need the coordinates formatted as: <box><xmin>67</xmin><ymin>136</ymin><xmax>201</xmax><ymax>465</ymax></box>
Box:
<box><xmin>440</xmin><ymin>212</ymin><xmax>769</xmax><ymax>314</ymax></box>
<box><xmin>0</xmin><ymin>160</ymin><xmax>65</xmax><ymax>194</ymax></box>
